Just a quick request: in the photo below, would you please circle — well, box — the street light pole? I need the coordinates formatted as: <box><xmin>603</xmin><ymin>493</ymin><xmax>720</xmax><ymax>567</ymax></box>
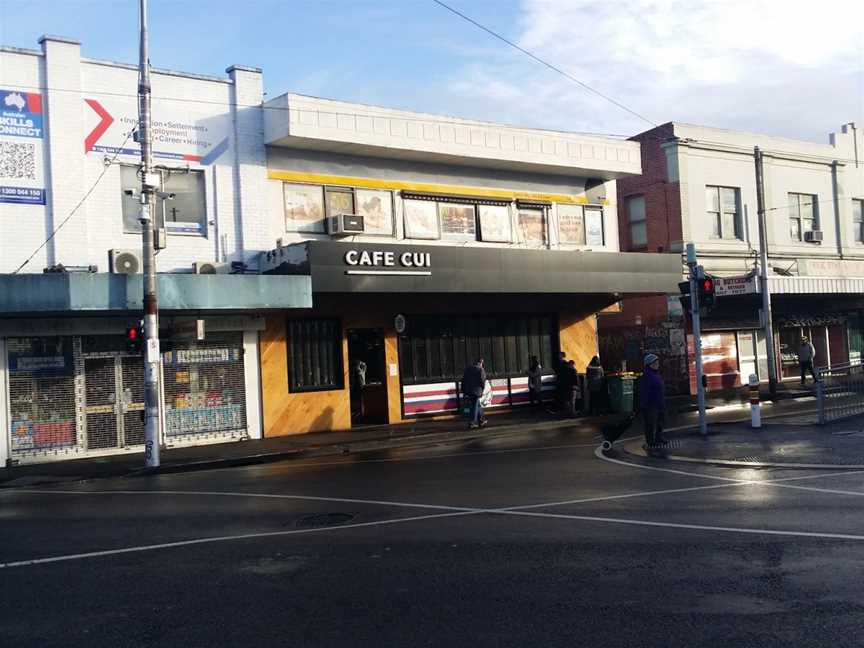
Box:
<box><xmin>686</xmin><ymin>243</ymin><xmax>707</xmax><ymax>436</ymax></box>
<box><xmin>754</xmin><ymin>146</ymin><xmax>778</xmax><ymax>398</ymax></box>
<box><xmin>138</xmin><ymin>0</ymin><xmax>160</xmax><ymax>467</ymax></box>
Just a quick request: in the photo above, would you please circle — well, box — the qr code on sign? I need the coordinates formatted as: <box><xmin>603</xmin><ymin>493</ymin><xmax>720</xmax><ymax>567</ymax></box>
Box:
<box><xmin>0</xmin><ymin>141</ymin><xmax>36</xmax><ymax>180</ymax></box>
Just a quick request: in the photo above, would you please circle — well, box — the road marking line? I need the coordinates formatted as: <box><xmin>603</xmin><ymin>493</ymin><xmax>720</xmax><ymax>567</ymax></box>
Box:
<box><xmin>492</xmin><ymin>509</ymin><xmax>864</xmax><ymax>542</ymax></box>
<box><xmin>8</xmin><ymin>489</ymin><xmax>477</xmax><ymax>512</ymax></box>
<box><xmin>0</xmin><ymin>510</ymin><xmax>479</xmax><ymax>569</ymax></box>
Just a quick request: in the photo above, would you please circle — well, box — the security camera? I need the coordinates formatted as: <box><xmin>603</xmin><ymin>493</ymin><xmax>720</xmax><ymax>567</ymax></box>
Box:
<box><xmin>124</xmin><ymin>189</ymin><xmax>136</xmax><ymax>197</ymax></box>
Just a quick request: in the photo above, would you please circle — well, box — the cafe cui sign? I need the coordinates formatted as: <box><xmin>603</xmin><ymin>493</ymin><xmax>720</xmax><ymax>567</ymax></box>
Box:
<box><xmin>344</xmin><ymin>249</ymin><xmax>431</xmax><ymax>268</ymax></box>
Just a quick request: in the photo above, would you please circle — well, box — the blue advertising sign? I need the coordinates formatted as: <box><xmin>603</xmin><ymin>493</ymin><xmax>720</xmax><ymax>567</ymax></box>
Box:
<box><xmin>0</xmin><ymin>88</ymin><xmax>46</xmax><ymax>206</ymax></box>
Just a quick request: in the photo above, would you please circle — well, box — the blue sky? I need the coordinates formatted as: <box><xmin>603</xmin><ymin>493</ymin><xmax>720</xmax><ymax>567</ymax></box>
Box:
<box><xmin>2</xmin><ymin>0</ymin><xmax>862</xmax><ymax>140</ymax></box>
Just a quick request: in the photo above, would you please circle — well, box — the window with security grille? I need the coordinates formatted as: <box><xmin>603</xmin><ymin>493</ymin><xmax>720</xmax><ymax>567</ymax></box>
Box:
<box><xmin>7</xmin><ymin>337</ymin><xmax>77</xmax><ymax>456</ymax></box>
<box><xmin>161</xmin><ymin>333</ymin><xmax>247</xmax><ymax>439</ymax></box>
<box><xmin>788</xmin><ymin>192</ymin><xmax>818</xmax><ymax>241</ymax></box>
<box><xmin>287</xmin><ymin>318</ymin><xmax>344</xmax><ymax>391</ymax></box>
<box><xmin>706</xmin><ymin>186</ymin><xmax>741</xmax><ymax>240</ymax></box>
<box><xmin>853</xmin><ymin>199</ymin><xmax>863</xmax><ymax>244</ymax></box>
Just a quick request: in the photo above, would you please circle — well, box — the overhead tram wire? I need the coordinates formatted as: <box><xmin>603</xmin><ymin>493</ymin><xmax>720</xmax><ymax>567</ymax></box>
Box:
<box><xmin>430</xmin><ymin>0</ymin><xmax>659</xmax><ymax>129</ymax></box>
<box><xmin>12</xmin><ymin>129</ymin><xmax>135</xmax><ymax>275</ymax></box>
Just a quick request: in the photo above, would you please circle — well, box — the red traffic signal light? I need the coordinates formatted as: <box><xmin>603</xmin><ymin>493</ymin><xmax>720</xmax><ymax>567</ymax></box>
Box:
<box><xmin>698</xmin><ymin>276</ymin><xmax>716</xmax><ymax>309</ymax></box>
<box><xmin>126</xmin><ymin>323</ymin><xmax>143</xmax><ymax>354</ymax></box>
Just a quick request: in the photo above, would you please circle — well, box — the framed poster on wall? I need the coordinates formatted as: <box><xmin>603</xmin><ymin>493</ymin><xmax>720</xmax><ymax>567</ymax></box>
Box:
<box><xmin>557</xmin><ymin>204</ymin><xmax>585</xmax><ymax>246</ymax></box>
<box><xmin>439</xmin><ymin>203</ymin><xmax>476</xmax><ymax>241</ymax></box>
<box><xmin>355</xmin><ymin>189</ymin><xmax>394</xmax><ymax>236</ymax></box>
<box><xmin>404</xmin><ymin>199</ymin><xmax>439</xmax><ymax>240</ymax></box>
<box><xmin>518</xmin><ymin>207</ymin><xmax>546</xmax><ymax>246</ymax></box>
<box><xmin>478</xmin><ymin>204</ymin><xmax>511</xmax><ymax>243</ymax></box>
<box><xmin>284</xmin><ymin>183</ymin><xmax>325</xmax><ymax>233</ymax></box>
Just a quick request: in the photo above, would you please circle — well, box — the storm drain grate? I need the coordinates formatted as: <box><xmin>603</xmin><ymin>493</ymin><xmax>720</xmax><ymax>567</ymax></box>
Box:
<box><xmin>294</xmin><ymin>513</ymin><xmax>355</xmax><ymax>528</ymax></box>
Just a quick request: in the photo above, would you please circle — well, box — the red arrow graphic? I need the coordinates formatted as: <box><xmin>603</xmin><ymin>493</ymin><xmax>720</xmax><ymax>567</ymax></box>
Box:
<box><xmin>84</xmin><ymin>99</ymin><xmax>114</xmax><ymax>153</ymax></box>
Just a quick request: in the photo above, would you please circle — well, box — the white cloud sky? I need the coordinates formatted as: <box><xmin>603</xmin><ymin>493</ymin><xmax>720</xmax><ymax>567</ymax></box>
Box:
<box><xmin>443</xmin><ymin>0</ymin><xmax>864</xmax><ymax>141</ymax></box>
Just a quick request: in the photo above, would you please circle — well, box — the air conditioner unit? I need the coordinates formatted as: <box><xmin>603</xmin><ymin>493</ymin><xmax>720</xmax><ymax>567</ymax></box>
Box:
<box><xmin>804</xmin><ymin>230</ymin><xmax>823</xmax><ymax>243</ymax></box>
<box><xmin>328</xmin><ymin>213</ymin><xmax>365</xmax><ymax>237</ymax></box>
<box><xmin>109</xmin><ymin>249</ymin><xmax>142</xmax><ymax>274</ymax></box>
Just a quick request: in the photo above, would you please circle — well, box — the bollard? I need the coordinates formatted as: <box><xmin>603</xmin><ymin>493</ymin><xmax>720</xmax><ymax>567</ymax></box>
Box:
<box><xmin>749</xmin><ymin>373</ymin><xmax>761</xmax><ymax>429</ymax></box>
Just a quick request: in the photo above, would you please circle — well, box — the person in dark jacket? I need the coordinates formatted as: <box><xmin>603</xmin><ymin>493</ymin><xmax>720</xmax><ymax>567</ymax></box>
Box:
<box><xmin>554</xmin><ymin>351</ymin><xmax>567</xmax><ymax>410</ymax></box>
<box><xmin>586</xmin><ymin>355</ymin><xmax>605</xmax><ymax>415</ymax></box>
<box><xmin>639</xmin><ymin>353</ymin><xmax>667</xmax><ymax>447</ymax></box>
<box><xmin>462</xmin><ymin>358</ymin><xmax>487</xmax><ymax>429</ymax></box>
<box><xmin>527</xmin><ymin>355</ymin><xmax>543</xmax><ymax>412</ymax></box>
<box><xmin>565</xmin><ymin>359</ymin><xmax>579</xmax><ymax>417</ymax></box>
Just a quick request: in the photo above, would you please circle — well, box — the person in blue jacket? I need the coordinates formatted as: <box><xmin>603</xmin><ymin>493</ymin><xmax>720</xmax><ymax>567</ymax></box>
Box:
<box><xmin>639</xmin><ymin>353</ymin><xmax>667</xmax><ymax>447</ymax></box>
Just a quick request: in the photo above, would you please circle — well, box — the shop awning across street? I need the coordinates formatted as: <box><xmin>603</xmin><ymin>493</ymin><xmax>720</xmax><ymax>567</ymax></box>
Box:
<box><xmin>262</xmin><ymin>241</ymin><xmax>682</xmax><ymax>296</ymax></box>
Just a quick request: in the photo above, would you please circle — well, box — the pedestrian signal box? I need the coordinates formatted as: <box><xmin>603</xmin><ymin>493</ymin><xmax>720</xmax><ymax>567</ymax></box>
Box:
<box><xmin>126</xmin><ymin>323</ymin><xmax>144</xmax><ymax>355</ymax></box>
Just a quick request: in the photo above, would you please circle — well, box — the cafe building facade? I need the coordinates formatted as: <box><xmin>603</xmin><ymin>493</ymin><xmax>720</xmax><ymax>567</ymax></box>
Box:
<box><xmin>257</xmin><ymin>94</ymin><xmax>681</xmax><ymax>434</ymax></box>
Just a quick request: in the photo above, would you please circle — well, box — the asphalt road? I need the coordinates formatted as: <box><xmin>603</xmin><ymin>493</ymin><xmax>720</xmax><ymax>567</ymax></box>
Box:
<box><xmin>3</xmin><ymin>424</ymin><xmax>864</xmax><ymax>648</ymax></box>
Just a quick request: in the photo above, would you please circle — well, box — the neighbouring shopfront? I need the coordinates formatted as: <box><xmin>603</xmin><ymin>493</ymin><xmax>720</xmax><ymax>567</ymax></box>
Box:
<box><xmin>4</xmin><ymin>331</ymin><xmax>253</xmax><ymax>465</ymax></box>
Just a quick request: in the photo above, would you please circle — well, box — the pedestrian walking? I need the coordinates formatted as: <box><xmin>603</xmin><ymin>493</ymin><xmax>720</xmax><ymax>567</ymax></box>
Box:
<box><xmin>461</xmin><ymin>357</ymin><xmax>488</xmax><ymax>429</ymax></box>
<box><xmin>798</xmin><ymin>336</ymin><xmax>819</xmax><ymax>385</ymax></box>
<box><xmin>639</xmin><ymin>353</ymin><xmax>667</xmax><ymax>447</ymax></box>
<box><xmin>527</xmin><ymin>355</ymin><xmax>543</xmax><ymax>412</ymax></box>
<box><xmin>586</xmin><ymin>355</ymin><xmax>605</xmax><ymax>416</ymax></box>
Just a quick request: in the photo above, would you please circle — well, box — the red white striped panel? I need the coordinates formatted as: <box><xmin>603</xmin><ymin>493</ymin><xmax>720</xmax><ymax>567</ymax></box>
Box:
<box><xmin>403</xmin><ymin>382</ymin><xmax>460</xmax><ymax>415</ymax></box>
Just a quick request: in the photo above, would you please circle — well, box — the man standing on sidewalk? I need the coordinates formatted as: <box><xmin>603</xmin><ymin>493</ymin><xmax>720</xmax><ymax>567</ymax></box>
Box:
<box><xmin>799</xmin><ymin>336</ymin><xmax>818</xmax><ymax>385</ymax></box>
<box><xmin>462</xmin><ymin>358</ymin><xmax>488</xmax><ymax>429</ymax></box>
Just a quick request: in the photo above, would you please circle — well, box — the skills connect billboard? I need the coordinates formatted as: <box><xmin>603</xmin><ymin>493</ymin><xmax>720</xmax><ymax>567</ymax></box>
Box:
<box><xmin>0</xmin><ymin>89</ymin><xmax>46</xmax><ymax>205</ymax></box>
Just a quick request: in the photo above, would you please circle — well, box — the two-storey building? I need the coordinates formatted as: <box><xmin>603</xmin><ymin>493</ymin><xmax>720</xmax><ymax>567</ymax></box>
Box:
<box><xmin>0</xmin><ymin>36</ymin><xmax>680</xmax><ymax>466</ymax></box>
<box><xmin>601</xmin><ymin>122</ymin><xmax>864</xmax><ymax>393</ymax></box>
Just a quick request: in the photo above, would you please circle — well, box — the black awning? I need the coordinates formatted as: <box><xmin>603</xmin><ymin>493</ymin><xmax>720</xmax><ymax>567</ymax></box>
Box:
<box><xmin>263</xmin><ymin>241</ymin><xmax>681</xmax><ymax>296</ymax></box>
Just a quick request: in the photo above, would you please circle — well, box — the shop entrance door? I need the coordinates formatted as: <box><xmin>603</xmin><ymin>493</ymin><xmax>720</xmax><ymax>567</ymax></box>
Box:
<box><xmin>347</xmin><ymin>328</ymin><xmax>387</xmax><ymax>425</ymax></box>
<box><xmin>83</xmin><ymin>355</ymin><xmax>145</xmax><ymax>450</ymax></box>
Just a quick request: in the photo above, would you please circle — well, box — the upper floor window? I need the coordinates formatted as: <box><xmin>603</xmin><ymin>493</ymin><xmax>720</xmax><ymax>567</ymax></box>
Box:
<box><xmin>403</xmin><ymin>195</ymin><xmax>511</xmax><ymax>243</ymax></box>
<box><xmin>283</xmin><ymin>183</ymin><xmax>395</xmax><ymax>236</ymax></box>
<box><xmin>853</xmin><ymin>199</ymin><xmax>863</xmax><ymax>244</ymax></box>
<box><xmin>556</xmin><ymin>204</ymin><xmax>605</xmax><ymax>247</ymax></box>
<box><xmin>585</xmin><ymin>208</ymin><xmax>604</xmax><ymax>246</ymax></box>
<box><xmin>284</xmin><ymin>182</ymin><xmax>325</xmax><ymax>233</ymax></box>
<box><xmin>706</xmin><ymin>186</ymin><xmax>741</xmax><ymax>240</ymax></box>
<box><xmin>517</xmin><ymin>206</ymin><xmax>547</xmax><ymax>247</ymax></box>
<box><xmin>626</xmin><ymin>195</ymin><xmax>646</xmax><ymax>248</ymax></box>
<box><xmin>788</xmin><ymin>192</ymin><xmax>818</xmax><ymax>241</ymax></box>
<box><xmin>121</xmin><ymin>165</ymin><xmax>207</xmax><ymax>235</ymax></box>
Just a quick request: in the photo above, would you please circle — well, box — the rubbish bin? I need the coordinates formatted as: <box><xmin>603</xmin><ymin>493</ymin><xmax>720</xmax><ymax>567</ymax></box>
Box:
<box><xmin>607</xmin><ymin>374</ymin><xmax>636</xmax><ymax>413</ymax></box>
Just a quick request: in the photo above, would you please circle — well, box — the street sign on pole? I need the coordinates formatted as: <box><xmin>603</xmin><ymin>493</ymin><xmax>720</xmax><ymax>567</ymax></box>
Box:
<box><xmin>686</xmin><ymin>243</ymin><xmax>707</xmax><ymax>436</ymax></box>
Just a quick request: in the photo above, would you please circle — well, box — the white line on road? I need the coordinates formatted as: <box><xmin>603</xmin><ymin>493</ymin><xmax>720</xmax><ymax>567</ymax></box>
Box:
<box><xmin>0</xmin><ymin>510</ymin><xmax>478</xmax><ymax>570</ymax></box>
<box><xmin>8</xmin><ymin>489</ymin><xmax>478</xmax><ymax>512</ymax></box>
<box><xmin>492</xmin><ymin>509</ymin><xmax>864</xmax><ymax>542</ymax></box>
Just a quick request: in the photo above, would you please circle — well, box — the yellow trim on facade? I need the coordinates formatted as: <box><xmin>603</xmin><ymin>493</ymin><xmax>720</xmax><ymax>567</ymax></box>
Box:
<box><xmin>268</xmin><ymin>170</ymin><xmax>608</xmax><ymax>206</ymax></box>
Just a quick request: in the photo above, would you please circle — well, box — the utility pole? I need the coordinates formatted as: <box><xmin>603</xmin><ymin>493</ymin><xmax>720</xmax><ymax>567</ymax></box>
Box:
<box><xmin>754</xmin><ymin>147</ymin><xmax>778</xmax><ymax>398</ymax></box>
<box><xmin>138</xmin><ymin>0</ymin><xmax>160</xmax><ymax>467</ymax></box>
<box><xmin>686</xmin><ymin>243</ymin><xmax>707</xmax><ymax>436</ymax></box>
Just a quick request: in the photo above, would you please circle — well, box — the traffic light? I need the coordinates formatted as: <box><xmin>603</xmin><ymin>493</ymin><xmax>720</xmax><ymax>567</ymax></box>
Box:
<box><xmin>698</xmin><ymin>275</ymin><xmax>716</xmax><ymax>309</ymax></box>
<box><xmin>125</xmin><ymin>322</ymin><xmax>143</xmax><ymax>355</ymax></box>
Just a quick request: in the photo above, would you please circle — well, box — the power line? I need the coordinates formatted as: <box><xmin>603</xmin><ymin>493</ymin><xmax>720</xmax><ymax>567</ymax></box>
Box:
<box><xmin>13</xmin><ymin>129</ymin><xmax>134</xmax><ymax>275</ymax></box>
<box><xmin>430</xmin><ymin>0</ymin><xmax>658</xmax><ymax>129</ymax></box>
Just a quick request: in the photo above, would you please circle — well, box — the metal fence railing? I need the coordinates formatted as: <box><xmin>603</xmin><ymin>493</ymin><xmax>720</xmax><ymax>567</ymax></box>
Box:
<box><xmin>816</xmin><ymin>363</ymin><xmax>864</xmax><ymax>424</ymax></box>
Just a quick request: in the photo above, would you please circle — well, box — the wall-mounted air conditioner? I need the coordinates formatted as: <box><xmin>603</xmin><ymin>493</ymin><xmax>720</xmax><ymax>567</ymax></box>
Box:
<box><xmin>328</xmin><ymin>213</ymin><xmax>365</xmax><ymax>237</ymax></box>
<box><xmin>804</xmin><ymin>230</ymin><xmax>823</xmax><ymax>243</ymax></box>
<box><xmin>109</xmin><ymin>249</ymin><xmax>142</xmax><ymax>274</ymax></box>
